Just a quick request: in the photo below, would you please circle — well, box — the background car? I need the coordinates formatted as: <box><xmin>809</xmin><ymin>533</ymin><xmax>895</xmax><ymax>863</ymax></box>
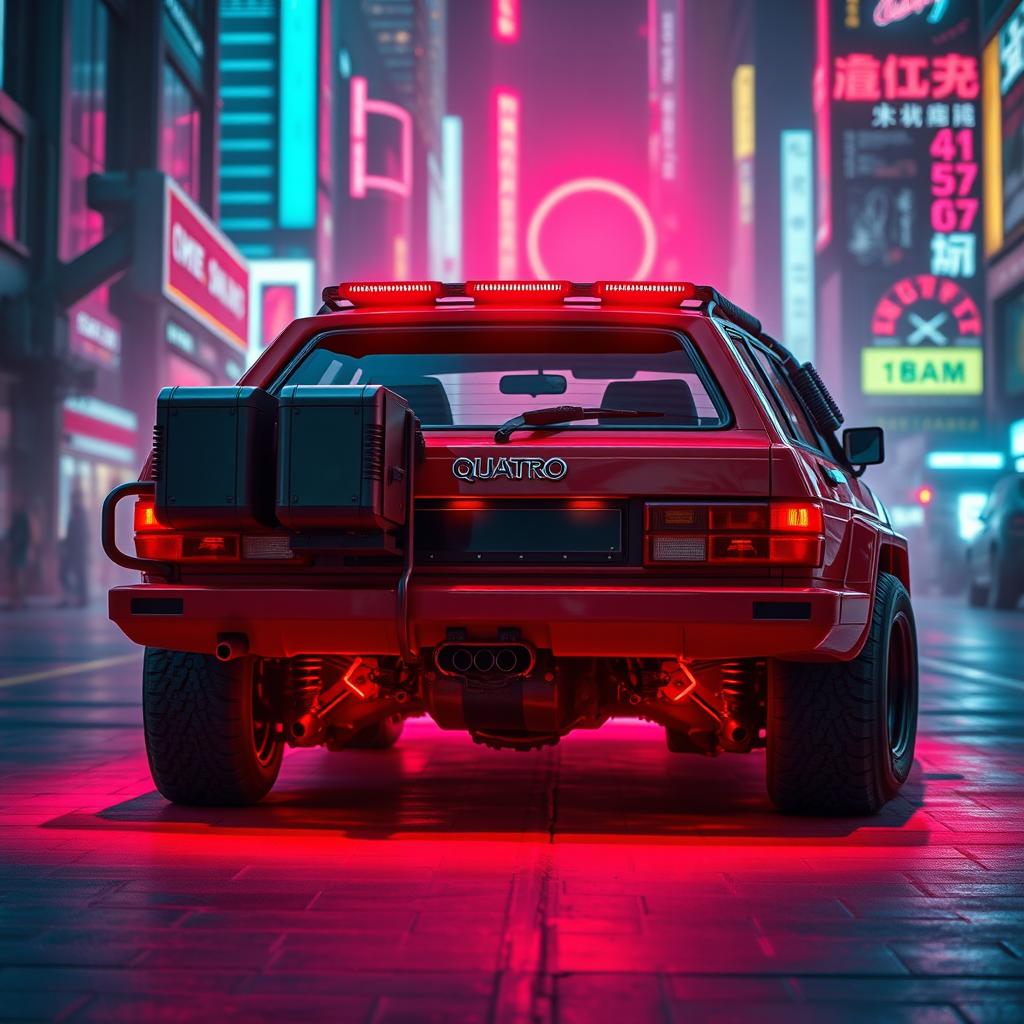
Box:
<box><xmin>966</xmin><ymin>476</ymin><xmax>1024</xmax><ymax>609</ymax></box>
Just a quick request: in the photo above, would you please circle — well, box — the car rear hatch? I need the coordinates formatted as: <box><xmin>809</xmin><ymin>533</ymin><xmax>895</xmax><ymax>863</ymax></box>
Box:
<box><xmin>412</xmin><ymin>430</ymin><xmax>772</xmax><ymax>569</ymax></box>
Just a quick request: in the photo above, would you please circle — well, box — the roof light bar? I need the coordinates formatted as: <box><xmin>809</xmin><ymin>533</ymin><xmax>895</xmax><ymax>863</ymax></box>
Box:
<box><xmin>337</xmin><ymin>281</ymin><xmax>443</xmax><ymax>307</ymax></box>
<box><xmin>594</xmin><ymin>281</ymin><xmax>697</xmax><ymax>306</ymax></box>
<box><xmin>465</xmin><ymin>280</ymin><xmax>572</xmax><ymax>304</ymax></box>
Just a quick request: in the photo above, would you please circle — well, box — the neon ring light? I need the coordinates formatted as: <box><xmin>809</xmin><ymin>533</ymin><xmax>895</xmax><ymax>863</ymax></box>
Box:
<box><xmin>526</xmin><ymin>177</ymin><xmax>657</xmax><ymax>281</ymax></box>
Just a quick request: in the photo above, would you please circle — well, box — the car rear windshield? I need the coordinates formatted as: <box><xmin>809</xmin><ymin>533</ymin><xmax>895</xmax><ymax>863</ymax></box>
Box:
<box><xmin>276</xmin><ymin>325</ymin><xmax>729</xmax><ymax>430</ymax></box>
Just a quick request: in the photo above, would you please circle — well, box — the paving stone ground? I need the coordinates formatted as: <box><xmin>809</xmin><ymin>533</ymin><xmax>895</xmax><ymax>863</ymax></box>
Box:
<box><xmin>0</xmin><ymin>597</ymin><xmax>1022</xmax><ymax>1022</ymax></box>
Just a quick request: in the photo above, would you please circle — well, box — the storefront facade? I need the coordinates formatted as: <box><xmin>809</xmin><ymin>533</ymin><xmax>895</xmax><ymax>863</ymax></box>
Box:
<box><xmin>0</xmin><ymin>0</ymin><xmax>223</xmax><ymax>602</ymax></box>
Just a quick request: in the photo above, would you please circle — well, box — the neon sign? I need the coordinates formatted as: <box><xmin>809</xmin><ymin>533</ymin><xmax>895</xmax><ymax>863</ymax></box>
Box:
<box><xmin>493</xmin><ymin>0</ymin><xmax>519</xmax><ymax>42</ymax></box>
<box><xmin>495</xmin><ymin>89</ymin><xmax>520</xmax><ymax>278</ymax></box>
<box><xmin>349</xmin><ymin>76</ymin><xmax>413</xmax><ymax>200</ymax></box>
<box><xmin>873</xmin><ymin>0</ymin><xmax>951</xmax><ymax>28</ymax></box>
<box><xmin>526</xmin><ymin>178</ymin><xmax>657</xmax><ymax>281</ymax></box>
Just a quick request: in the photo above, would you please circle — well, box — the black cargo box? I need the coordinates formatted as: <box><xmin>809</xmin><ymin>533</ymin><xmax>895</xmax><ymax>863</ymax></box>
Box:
<box><xmin>153</xmin><ymin>386</ymin><xmax>278</xmax><ymax>529</ymax></box>
<box><xmin>276</xmin><ymin>385</ymin><xmax>411</xmax><ymax>531</ymax></box>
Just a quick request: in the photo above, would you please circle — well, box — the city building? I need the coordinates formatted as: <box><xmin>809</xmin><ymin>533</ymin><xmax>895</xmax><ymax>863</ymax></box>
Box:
<box><xmin>0</xmin><ymin>0</ymin><xmax>238</xmax><ymax>600</ymax></box>
<box><xmin>813</xmin><ymin>0</ymin><xmax>988</xmax><ymax>457</ymax></box>
<box><xmin>983</xmin><ymin>0</ymin><xmax>1024</xmax><ymax>469</ymax></box>
<box><xmin>328</xmin><ymin>1</ymin><xmax>448</xmax><ymax>286</ymax></box>
<box><xmin>217</xmin><ymin>0</ymin><xmax>327</xmax><ymax>359</ymax></box>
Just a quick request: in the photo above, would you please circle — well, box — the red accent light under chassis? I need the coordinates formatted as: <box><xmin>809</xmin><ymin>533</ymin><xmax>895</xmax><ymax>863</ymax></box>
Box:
<box><xmin>594</xmin><ymin>281</ymin><xmax>697</xmax><ymax>306</ymax></box>
<box><xmin>465</xmin><ymin>280</ymin><xmax>571</xmax><ymax>304</ymax></box>
<box><xmin>337</xmin><ymin>281</ymin><xmax>442</xmax><ymax>306</ymax></box>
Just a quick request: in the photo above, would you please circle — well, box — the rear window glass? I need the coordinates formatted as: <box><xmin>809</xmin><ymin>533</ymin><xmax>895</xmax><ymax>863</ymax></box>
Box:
<box><xmin>276</xmin><ymin>326</ymin><xmax>728</xmax><ymax>429</ymax></box>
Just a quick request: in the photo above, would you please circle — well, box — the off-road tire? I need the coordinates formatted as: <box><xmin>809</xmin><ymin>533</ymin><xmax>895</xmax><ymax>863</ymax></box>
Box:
<box><xmin>767</xmin><ymin>573</ymin><xmax>918</xmax><ymax>816</ymax></box>
<box><xmin>143</xmin><ymin>648</ymin><xmax>283</xmax><ymax>806</ymax></box>
<box><xmin>347</xmin><ymin>714</ymin><xmax>405</xmax><ymax>749</ymax></box>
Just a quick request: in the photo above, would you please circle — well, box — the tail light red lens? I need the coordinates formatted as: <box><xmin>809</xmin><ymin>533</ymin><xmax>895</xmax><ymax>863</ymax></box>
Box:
<box><xmin>134</xmin><ymin>498</ymin><xmax>287</xmax><ymax>563</ymax></box>
<box><xmin>709</xmin><ymin>535</ymin><xmax>770</xmax><ymax>561</ymax></box>
<box><xmin>133</xmin><ymin>497</ymin><xmax>166</xmax><ymax>533</ymax></box>
<box><xmin>770</xmin><ymin>502</ymin><xmax>824</xmax><ymax>533</ymax></box>
<box><xmin>710</xmin><ymin>506</ymin><xmax>770</xmax><ymax>532</ymax></box>
<box><xmin>645</xmin><ymin>501</ymin><xmax>824</xmax><ymax>567</ymax></box>
<box><xmin>135</xmin><ymin>532</ymin><xmax>241</xmax><ymax>562</ymax></box>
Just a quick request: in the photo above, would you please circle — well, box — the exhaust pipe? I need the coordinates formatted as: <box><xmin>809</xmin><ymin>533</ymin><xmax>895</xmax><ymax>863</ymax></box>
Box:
<box><xmin>495</xmin><ymin>647</ymin><xmax>518</xmax><ymax>673</ymax></box>
<box><xmin>451</xmin><ymin>647</ymin><xmax>474</xmax><ymax>673</ymax></box>
<box><xmin>434</xmin><ymin>641</ymin><xmax>536</xmax><ymax>677</ymax></box>
<box><xmin>215</xmin><ymin>633</ymin><xmax>249</xmax><ymax>662</ymax></box>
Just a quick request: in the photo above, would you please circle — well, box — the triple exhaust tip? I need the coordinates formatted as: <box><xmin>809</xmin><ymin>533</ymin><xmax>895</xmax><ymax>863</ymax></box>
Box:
<box><xmin>439</xmin><ymin>642</ymin><xmax>534</xmax><ymax>677</ymax></box>
<box><xmin>450</xmin><ymin>647</ymin><xmax>519</xmax><ymax>674</ymax></box>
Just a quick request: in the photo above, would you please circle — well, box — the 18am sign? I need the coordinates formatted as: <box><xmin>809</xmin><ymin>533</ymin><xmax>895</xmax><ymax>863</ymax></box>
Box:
<box><xmin>162</xmin><ymin>179</ymin><xmax>249</xmax><ymax>352</ymax></box>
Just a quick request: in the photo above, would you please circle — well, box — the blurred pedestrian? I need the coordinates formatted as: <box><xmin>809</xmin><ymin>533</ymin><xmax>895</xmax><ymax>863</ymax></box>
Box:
<box><xmin>4</xmin><ymin>505</ymin><xmax>32</xmax><ymax>610</ymax></box>
<box><xmin>58</xmin><ymin>490</ymin><xmax>89</xmax><ymax>608</ymax></box>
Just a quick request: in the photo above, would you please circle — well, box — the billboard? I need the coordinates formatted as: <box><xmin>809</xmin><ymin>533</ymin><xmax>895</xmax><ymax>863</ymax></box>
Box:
<box><xmin>820</xmin><ymin>0</ymin><xmax>984</xmax><ymax>424</ymax></box>
<box><xmin>163</xmin><ymin>178</ymin><xmax>249</xmax><ymax>352</ymax></box>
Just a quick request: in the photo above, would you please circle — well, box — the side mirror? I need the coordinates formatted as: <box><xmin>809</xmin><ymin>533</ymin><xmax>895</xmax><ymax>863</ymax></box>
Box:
<box><xmin>843</xmin><ymin>426</ymin><xmax>885</xmax><ymax>467</ymax></box>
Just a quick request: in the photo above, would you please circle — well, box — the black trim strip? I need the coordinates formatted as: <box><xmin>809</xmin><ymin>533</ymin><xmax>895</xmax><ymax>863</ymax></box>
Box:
<box><xmin>752</xmin><ymin>601</ymin><xmax>811</xmax><ymax>621</ymax></box>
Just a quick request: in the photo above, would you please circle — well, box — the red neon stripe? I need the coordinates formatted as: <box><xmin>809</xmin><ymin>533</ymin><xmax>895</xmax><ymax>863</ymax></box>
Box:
<box><xmin>62</xmin><ymin>410</ymin><xmax>137</xmax><ymax>449</ymax></box>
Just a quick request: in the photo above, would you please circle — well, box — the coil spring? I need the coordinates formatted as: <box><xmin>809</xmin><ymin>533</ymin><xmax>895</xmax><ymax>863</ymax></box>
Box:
<box><xmin>720</xmin><ymin>660</ymin><xmax>753</xmax><ymax>719</ymax></box>
<box><xmin>290</xmin><ymin>656</ymin><xmax>323</xmax><ymax>717</ymax></box>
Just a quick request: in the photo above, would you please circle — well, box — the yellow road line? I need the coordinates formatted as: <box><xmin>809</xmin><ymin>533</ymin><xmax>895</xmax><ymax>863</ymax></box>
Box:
<box><xmin>0</xmin><ymin>654</ymin><xmax>139</xmax><ymax>690</ymax></box>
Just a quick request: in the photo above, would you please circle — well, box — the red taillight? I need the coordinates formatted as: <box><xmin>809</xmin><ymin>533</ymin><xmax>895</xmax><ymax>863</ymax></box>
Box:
<box><xmin>465</xmin><ymin>279</ymin><xmax>571</xmax><ymax>304</ymax></box>
<box><xmin>134</xmin><ymin>497</ymin><xmax>167</xmax><ymax>533</ymax></box>
<box><xmin>135</xmin><ymin>532</ymin><xmax>241</xmax><ymax>562</ymax></box>
<box><xmin>134</xmin><ymin>500</ymin><xmax>272</xmax><ymax>563</ymax></box>
<box><xmin>769</xmin><ymin>502</ymin><xmax>824</xmax><ymax>533</ymax></box>
<box><xmin>337</xmin><ymin>281</ymin><xmax>442</xmax><ymax>306</ymax></box>
<box><xmin>645</xmin><ymin>501</ymin><xmax>824</xmax><ymax>567</ymax></box>
<box><xmin>594</xmin><ymin>281</ymin><xmax>697</xmax><ymax>306</ymax></box>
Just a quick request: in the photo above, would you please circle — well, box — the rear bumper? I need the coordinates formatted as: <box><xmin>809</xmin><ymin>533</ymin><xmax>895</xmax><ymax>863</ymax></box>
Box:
<box><xmin>110</xmin><ymin>582</ymin><xmax>872</xmax><ymax>661</ymax></box>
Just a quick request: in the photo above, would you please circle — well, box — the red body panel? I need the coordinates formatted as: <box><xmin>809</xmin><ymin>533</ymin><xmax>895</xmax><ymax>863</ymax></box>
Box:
<box><xmin>110</xmin><ymin>581</ymin><xmax>870</xmax><ymax>660</ymax></box>
<box><xmin>110</xmin><ymin>303</ymin><xmax>908</xmax><ymax>664</ymax></box>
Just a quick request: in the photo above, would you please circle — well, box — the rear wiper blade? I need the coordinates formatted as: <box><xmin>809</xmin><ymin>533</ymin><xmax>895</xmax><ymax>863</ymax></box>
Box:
<box><xmin>494</xmin><ymin>405</ymin><xmax>663</xmax><ymax>444</ymax></box>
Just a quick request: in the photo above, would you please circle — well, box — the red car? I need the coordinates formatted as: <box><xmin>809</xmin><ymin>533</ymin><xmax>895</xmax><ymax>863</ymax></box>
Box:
<box><xmin>103</xmin><ymin>280</ymin><xmax>918</xmax><ymax>815</ymax></box>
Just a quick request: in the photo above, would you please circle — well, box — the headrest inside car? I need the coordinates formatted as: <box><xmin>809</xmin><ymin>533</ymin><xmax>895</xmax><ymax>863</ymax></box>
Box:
<box><xmin>372</xmin><ymin>377</ymin><xmax>453</xmax><ymax>425</ymax></box>
<box><xmin>599</xmin><ymin>379</ymin><xmax>698</xmax><ymax>425</ymax></box>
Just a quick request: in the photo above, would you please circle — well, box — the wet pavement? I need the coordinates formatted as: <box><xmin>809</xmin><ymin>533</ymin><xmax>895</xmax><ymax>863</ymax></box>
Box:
<box><xmin>0</xmin><ymin>596</ymin><xmax>1022</xmax><ymax>1022</ymax></box>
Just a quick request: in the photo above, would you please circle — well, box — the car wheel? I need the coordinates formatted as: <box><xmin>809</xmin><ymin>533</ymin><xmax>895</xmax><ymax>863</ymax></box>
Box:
<box><xmin>767</xmin><ymin>572</ymin><xmax>918</xmax><ymax>816</ymax></box>
<box><xmin>143</xmin><ymin>648</ymin><xmax>283</xmax><ymax>806</ymax></box>
<box><xmin>347</xmin><ymin>714</ymin><xmax>405</xmax><ymax>749</ymax></box>
<box><xmin>988</xmin><ymin>554</ymin><xmax>1019</xmax><ymax>610</ymax></box>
